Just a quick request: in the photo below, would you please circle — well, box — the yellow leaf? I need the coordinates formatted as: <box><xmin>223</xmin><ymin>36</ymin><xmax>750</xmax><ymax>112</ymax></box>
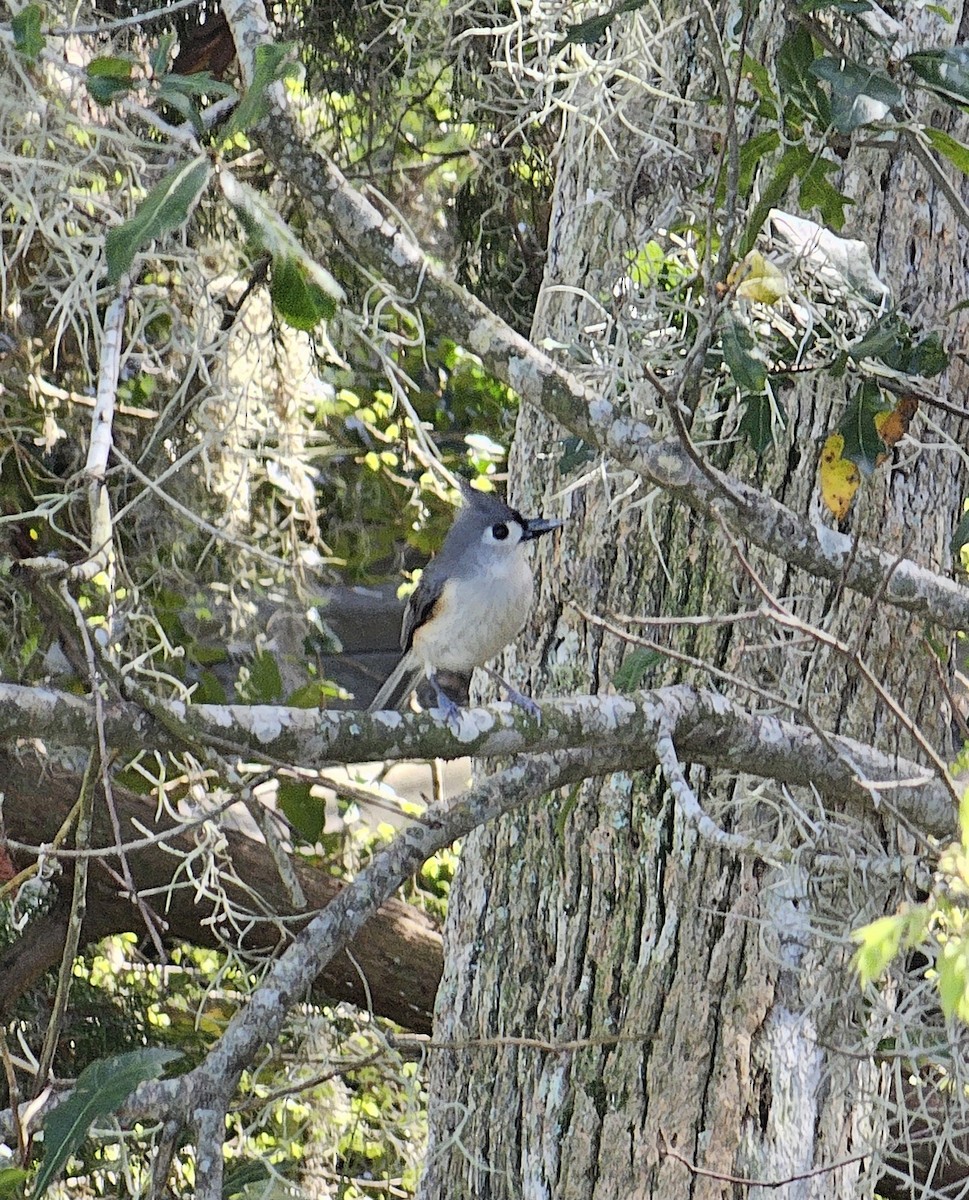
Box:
<box><xmin>730</xmin><ymin>251</ymin><xmax>789</xmax><ymax>304</ymax></box>
<box><xmin>819</xmin><ymin>432</ymin><xmax>860</xmax><ymax>521</ymax></box>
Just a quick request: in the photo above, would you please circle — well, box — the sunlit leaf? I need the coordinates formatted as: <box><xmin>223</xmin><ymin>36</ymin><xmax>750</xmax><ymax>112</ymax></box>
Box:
<box><xmin>34</xmin><ymin>1049</ymin><xmax>180</xmax><ymax>1199</ymax></box>
<box><xmin>937</xmin><ymin>941</ymin><xmax>969</xmax><ymax>1021</ymax></box>
<box><xmin>819</xmin><ymin>432</ymin><xmax>860</xmax><ymax>520</ymax></box>
<box><xmin>105</xmin><ymin>156</ymin><xmax>211</xmax><ymax>283</ymax></box>
<box><xmin>924</xmin><ymin>126</ymin><xmax>969</xmax><ymax>175</ymax></box>
<box><xmin>0</xmin><ymin>1167</ymin><xmax>29</xmax><ymax>1198</ymax></box>
<box><xmin>730</xmin><ymin>250</ymin><xmax>788</xmax><ymax>303</ymax></box>
<box><xmin>852</xmin><ymin>914</ymin><xmax>906</xmax><ymax>984</ymax></box>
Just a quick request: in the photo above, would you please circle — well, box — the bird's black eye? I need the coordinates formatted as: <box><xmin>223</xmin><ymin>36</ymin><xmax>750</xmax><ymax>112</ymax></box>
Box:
<box><xmin>492</xmin><ymin>522</ymin><xmax>509</xmax><ymax>540</ymax></box>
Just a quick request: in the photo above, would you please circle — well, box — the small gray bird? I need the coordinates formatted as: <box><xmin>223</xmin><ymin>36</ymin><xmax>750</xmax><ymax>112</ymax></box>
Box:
<box><xmin>367</xmin><ymin>480</ymin><xmax>563</xmax><ymax>723</ymax></box>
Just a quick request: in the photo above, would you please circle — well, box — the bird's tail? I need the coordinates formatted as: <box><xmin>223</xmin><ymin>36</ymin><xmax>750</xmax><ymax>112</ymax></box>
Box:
<box><xmin>367</xmin><ymin>654</ymin><xmax>424</xmax><ymax>714</ymax></box>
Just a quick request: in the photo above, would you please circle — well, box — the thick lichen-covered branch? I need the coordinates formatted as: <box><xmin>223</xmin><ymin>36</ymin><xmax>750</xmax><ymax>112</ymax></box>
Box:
<box><xmin>0</xmin><ymin>682</ymin><xmax>953</xmax><ymax>838</ymax></box>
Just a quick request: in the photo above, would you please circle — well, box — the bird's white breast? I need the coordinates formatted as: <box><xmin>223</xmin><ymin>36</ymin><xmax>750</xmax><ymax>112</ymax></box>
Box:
<box><xmin>411</xmin><ymin>550</ymin><xmax>534</xmax><ymax>672</ymax></box>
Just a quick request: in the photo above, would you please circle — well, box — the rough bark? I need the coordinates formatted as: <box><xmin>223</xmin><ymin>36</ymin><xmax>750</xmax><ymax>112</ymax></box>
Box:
<box><xmin>421</xmin><ymin>6</ymin><xmax>969</xmax><ymax>1200</ymax></box>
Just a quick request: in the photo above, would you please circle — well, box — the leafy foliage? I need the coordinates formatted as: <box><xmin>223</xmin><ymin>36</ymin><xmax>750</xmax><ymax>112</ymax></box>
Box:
<box><xmin>106</xmin><ymin>157</ymin><xmax>212</xmax><ymax>282</ymax></box>
<box><xmin>854</xmin><ymin>786</ymin><xmax>969</xmax><ymax>1024</ymax></box>
<box><xmin>34</xmin><ymin>1049</ymin><xmax>181</xmax><ymax>1198</ymax></box>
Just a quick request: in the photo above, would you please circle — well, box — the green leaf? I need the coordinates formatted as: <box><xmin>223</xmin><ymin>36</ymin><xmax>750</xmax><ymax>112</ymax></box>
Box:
<box><xmin>906</xmin><ymin>331</ymin><xmax>948</xmax><ymax>377</ymax></box>
<box><xmin>776</xmin><ymin>27</ymin><xmax>831</xmax><ymax>127</ymax></box>
<box><xmin>105</xmin><ymin>156</ymin><xmax>211</xmax><ymax>283</ymax></box>
<box><xmin>613</xmin><ymin>647</ymin><xmax>663</xmax><ymax>692</ymax></box>
<box><xmin>222</xmin><ymin>41</ymin><xmax>298</xmax><ymax>142</ymax></box>
<box><xmin>270</xmin><ymin>255</ymin><xmax>337</xmax><ymax>331</ymax></box>
<box><xmin>906</xmin><ymin>46</ymin><xmax>969</xmax><ymax>106</ymax></box>
<box><xmin>740</xmin><ymin>143</ymin><xmax>810</xmax><ymax>255</ymax></box>
<box><xmin>800</xmin><ymin>0</ymin><xmax>871</xmax><ymax>10</ymax></box>
<box><xmin>839</xmin><ymin>379</ymin><xmax>890</xmax><ymax>475</ymax></box>
<box><xmin>950</xmin><ymin>508</ymin><xmax>969</xmax><ymax>555</ymax></box>
<box><xmin>193</xmin><ymin>669</ymin><xmax>227</xmax><ymax>704</ymax></box>
<box><xmin>850</xmin><ymin>313</ymin><xmax>948</xmax><ymax>376</ymax></box>
<box><xmin>739</xmin><ymin>54</ymin><xmax>778</xmax><ymax>107</ymax></box>
<box><xmin>0</xmin><ymin>1167</ymin><xmax>29</xmax><ymax>1197</ymax></box>
<box><xmin>34</xmin><ymin>1049</ymin><xmax>180</xmax><ymax>1198</ymax></box>
<box><xmin>853</xmin><ymin>905</ymin><xmax>931</xmax><ymax>985</ymax></box>
<box><xmin>849</xmin><ymin>312</ymin><xmax>907</xmax><ymax>361</ymax></box>
<box><xmin>159</xmin><ymin>71</ymin><xmax>236</xmax><ymax>101</ymax></box>
<box><xmin>552</xmin><ymin>0</ymin><xmax>647</xmax><ymax>50</ymax></box>
<box><xmin>737</xmin><ymin>129</ymin><xmax>781</xmax><ymax>196</ymax></box>
<box><xmin>924</xmin><ymin>125</ymin><xmax>969</xmax><ymax>174</ymax></box>
<box><xmin>937</xmin><ymin>941</ymin><xmax>969</xmax><ymax>1021</ymax></box>
<box><xmin>86</xmin><ymin>55</ymin><xmax>134</xmax><ymax>104</ymax></box>
<box><xmin>722</xmin><ymin>316</ymin><xmax>767</xmax><ymax>393</ymax></box>
<box><xmin>223</xmin><ymin>1160</ymin><xmax>271</xmax><ymax>1200</ymax></box>
<box><xmin>278</xmin><ymin>779</ymin><xmax>325</xmax><ymax>843</ymax></box>
<box><xmin>797</xmin><ymin>153</ymin><xmax>851</xmax><ymax>228</ymax></box>
<box><xmin>739</xmin><ymin>392</ymin><xmax>783</xmax><ymax>455</ymax></box>
<box><xmin>852</xmin><ymin>913</ymin><xmax>905</xmax><ymax>984</ymax></box>
<box><xmin>12</xmin><ymin>3</ymin><xmax>45</xmax><ymax>59</ymax></box>
<box><xmin>960</xmin><ymin>786</ymin><xmax>969</xmax><ymax>851</ymax></box>
<box><xmin>809</xmin><ymin>56</ymin><xmax>902</xmax><ymax>131</ymax></box>
<box><xmin>245</xmin><ymin>650</ymin><xmax>283</xmax><ymax>702</ymax></box>
<box><xmin>218</xmin><ymin>171</ymin><xmax>344</xmax><ymax>309</ymax></box>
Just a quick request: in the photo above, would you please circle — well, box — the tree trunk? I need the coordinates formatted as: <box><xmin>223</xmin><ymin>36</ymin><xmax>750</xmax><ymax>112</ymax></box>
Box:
<box><xmin>420</xmin><ymin>5</ymin><xmax>969</xmax><ymax>1198</ymax></box>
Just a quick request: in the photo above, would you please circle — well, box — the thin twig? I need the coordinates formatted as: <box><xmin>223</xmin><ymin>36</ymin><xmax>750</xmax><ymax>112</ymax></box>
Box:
<box><xmin>35</xmin><ymin>755</ymin><xmax>96</xmax><ymax>1094</ymax></box>
<box><xmin>59</xmin><ymin>581</ymin><xmax>167</xmax><ymax>957</ymax></box>
<box><xmin>658</xmin><ymin>1127</ymin><xmax>867</xmax><ymax>1188</ymax></box>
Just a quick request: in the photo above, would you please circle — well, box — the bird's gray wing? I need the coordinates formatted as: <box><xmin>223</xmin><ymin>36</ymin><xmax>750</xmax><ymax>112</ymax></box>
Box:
<box><xmin>367</xmin><ymin>569</ymin><xmax>446</xmax><ymax>713</ymax></box>
<box><xmin>400</xmin><ymin>568</ymin><xmax>446</xmax><ymax>653</ymax></box>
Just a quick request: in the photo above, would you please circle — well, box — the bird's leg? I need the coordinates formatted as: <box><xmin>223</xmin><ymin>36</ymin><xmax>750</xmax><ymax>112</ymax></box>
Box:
<box><xmin>428</xmin><ymin>670</ymin><xmax>464</xmax><ymax>731</ymax></box>
<box><xmin>482</xmin><ymin>666</ymin><xmax>542</xmax><ymax>723</ymax></box>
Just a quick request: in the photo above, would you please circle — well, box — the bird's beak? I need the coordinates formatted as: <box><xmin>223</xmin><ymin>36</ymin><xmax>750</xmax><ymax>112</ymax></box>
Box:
<box><xmin>521</xmin><ymin>516</ymin><xmax>565</xmax><ymax>541</ymax></box>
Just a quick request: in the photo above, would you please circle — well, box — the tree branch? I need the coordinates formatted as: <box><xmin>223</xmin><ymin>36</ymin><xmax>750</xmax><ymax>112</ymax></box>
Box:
<box><xmin>0</xmin><ymin>682</ymin><xmax>954</xmax><ymax>838</ymax></box>
<box><xmin>0</xmin><ymin>751</ymin><xmax>442</xmax><ymax>1033</ymax></box>
<box><xmin>121</xmin><ymin>749</ymin><xmax>616</xmax><ymax>1123</ymax></box>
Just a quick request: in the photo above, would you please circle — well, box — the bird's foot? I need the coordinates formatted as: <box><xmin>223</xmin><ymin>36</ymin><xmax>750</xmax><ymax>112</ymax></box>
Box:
<box><xmin>430</xmin><ymin>675</ymin><xmax>464</xmax><ymax>732</ymax></box>
<box><xmin>504</xmin><ymin>686</ymin><xmax>542</xmax><ymax>724</ymax></box>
